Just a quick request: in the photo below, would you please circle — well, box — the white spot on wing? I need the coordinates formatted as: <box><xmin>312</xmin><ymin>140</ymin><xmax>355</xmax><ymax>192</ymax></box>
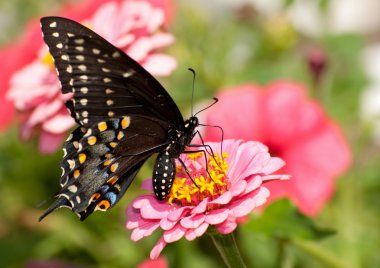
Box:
<box><xmin>80</xmin><ymin>75</ymin><xmax>88</xmax><ymax>81</ymax></box>
<box><xmin>75</xmin><ymin>39</ymin><xmax>84</xmax><ymax>44</ymax></box>
<box><xmin>68</xmin><ymin>185</ymin><xmax>78</xmax><ymax>193</ymax></box>
<box><xmin>66</xmin><ymin>65</ymin><xmax>73</xmax><ymax>73</ymax></box>
<box><xmin>80</xmin><ymin>87</ymin><xmax>88</xmax><ymax>94</ymax></box>
<box><xmin>112</xmin><ymin>51</ymin><xmax>121</xmax><ymax>58</ymax></box>
<box><xmin>80</xmin><ymin>99</ymin><xmax>88</xmax><ymax>106</ymax></box>
<box><xmin>123</xmin><ymin>71</ymin><xmax>133</xmax><ymax>78</ymax></box>
<box><xmin>76</xmin><ymin>55</ymin><xmax>85</xmax><ymax>61</ymax></box>
<box><xmin>49</xmin><ymin>21</ymin><xmax>57</xmax><ymax>28</ymax></box>
<box><xmin>78</xmin><ymin>65</ymin><xmax>87</xmax><ymax>71</ymax></box>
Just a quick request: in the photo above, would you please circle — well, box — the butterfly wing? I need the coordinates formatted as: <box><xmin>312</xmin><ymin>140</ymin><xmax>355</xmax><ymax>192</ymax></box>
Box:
<box><xmin>39</xmin><ymin>115</ymin><xmax>171</xmax><ymax>221</ymax></box>
<box><xmin>40</xmin><ymin>16</ymin><xmax>184</xmax><ymax>129</ymax></box>
<box><xmin>39</xmin><ymin>16</ymin><xmax>183</xmax><ymax>220</ymax></box>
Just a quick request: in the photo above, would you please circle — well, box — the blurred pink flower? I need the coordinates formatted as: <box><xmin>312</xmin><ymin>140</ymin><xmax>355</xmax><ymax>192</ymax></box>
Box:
<box><xmin>137</xmin><ymin>257</ymin><xmax>168</xmax><ymax>268</ymax></box>
<box><xmin>202</xmin><ymin>81</ymin><xmax>351</xmax><ymax>216</ymax></box>
<box><xmin>5</xmin><ymin>0</ymin><xmax>176</xmax><ymax>153</ymax></box>
<box><xmin>126</xmin><ymin>139</ymin><xmax>290</xmax><ymax>259</ymax></box>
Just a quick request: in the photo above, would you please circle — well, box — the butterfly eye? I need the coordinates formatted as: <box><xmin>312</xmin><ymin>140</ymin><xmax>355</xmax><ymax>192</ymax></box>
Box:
<box><xmin>96</xmin><ymin>200</ymin><xmax>111</xmax><ymax>211</ymax></box>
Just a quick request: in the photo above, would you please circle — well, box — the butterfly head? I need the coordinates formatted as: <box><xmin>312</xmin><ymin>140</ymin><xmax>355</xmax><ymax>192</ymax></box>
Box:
<box><xmin>184</xmin><ymin>116</ymin><xmax>199</xmax><ymax>145</ymax></box>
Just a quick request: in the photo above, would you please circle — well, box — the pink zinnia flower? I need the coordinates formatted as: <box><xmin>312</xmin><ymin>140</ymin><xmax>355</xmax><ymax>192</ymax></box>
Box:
<box><xmin>137</xmin><ymin>257</ymin><xmax>168</xmax><ymax>268</ymax></box>
<box><xmin>126</xmin><ymin>139</ymin><xmax>290</xmax><ymax>259</ymax></box>
<box><xmin>6</xmin><ymin>0</ymin><xmax>176</xmax><ymax>153</ymax></box>
<box><xmin>202</xmin><ymin>81</ymin><xmax>351</xmax><ymax>216</ymax></box>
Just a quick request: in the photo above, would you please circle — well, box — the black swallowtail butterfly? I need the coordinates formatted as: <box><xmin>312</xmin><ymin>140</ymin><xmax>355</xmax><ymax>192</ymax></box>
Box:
<box><xmin>39</xmin><ymin>17</ymin><xmax>206</xmax><ymax>221</ymax></box>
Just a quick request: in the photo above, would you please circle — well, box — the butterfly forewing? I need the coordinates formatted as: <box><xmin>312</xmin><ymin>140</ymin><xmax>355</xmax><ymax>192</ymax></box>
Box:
<box><xmin>40</xmin><ymin>16</ymin><xmax>184</xmax><ymax>128</ymax></box>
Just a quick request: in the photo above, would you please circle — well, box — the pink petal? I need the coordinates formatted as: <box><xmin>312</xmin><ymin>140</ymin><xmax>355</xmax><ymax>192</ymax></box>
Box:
<box><xmin>38</xmin><ymin>132</ymin><xmax>66</xmax><ymax>154</ymax></box>
<box><xmin>42</xmin><ymin>112</ymin><xmax>75</xmax><ymax>134</ymax></box>
<box><xmin>147</xmin><ymin>33</ymin><xmax>175</xmax><ymax>50</ymax></box>
<box><xmin>241</xmin><ymin>175</ymin><xmax>263</xmax><ymax>195</ymax></box>
<box><xmin>185</xmin><ymin>229</ymin><xmax>197</xmax><ymax>241</ymax></box>
<box><xmin>205</xmin><ymin>208</ymin><xmax>229</xmax><ymax>225</ymax></box>
<box><xmin>131</xmin><ymin>221</ymin><xmax>160</xmax><ymax>241</ymax></box>
<box><xmin>126</xmin><ymin>206</ymin><xmax>142</xmax><ymax>229</ymax></box>
<box><xmin>193</xmin><ymin>222</ymin><xmax>209</xmax><ymax>237</ymax></box>
<box><xmin>28</xmin><ymin>99</ymin><xmax>62</xmax><ymax>127</ymax></box>
<box><xmin>209</xmin><ymin>191</ymin><xmax>232</xmax><ymax>205</ymax></box>
<box><xmin>133</xmin><ymin>195</ymin><xmax>171</xmax><ymax>219</ymax></box>
<box><xmin>184</xmin><ymin>222</ymin><xmax>210</xmax><ymax>240</ymax></box>
<box><xmin>142</xmin><ymin>54</ymin><xmax>177</xmax><ymax>76</ymax></box>
<box><xmin>180</xmin><ymin>214</ymin><xmax>205</xmax><ymax>229</ymax></box>
<box><xmin>215</xmin><ymin>213</ymin><xmax>237</xmax><ymax>234</ymax></box>
<box><xmin>262</xmin><ymin>174</ymin><xmax>291</xmax><ymax>182</ymax></box>
<box><xmin>160</xmin><ymin>217</ymin><xmax>177</xmax><ymax>230</ymax></box>
<box><xmin>191</xmin><ymin>198</ymin><xmax>208</xmax><ymax>214</ymax></box>
<box><xmin>163</xmin><ymin>224</ymin><xmax>186</xmax><ymax>243</ymax></box>
<box><xmin>127</xmin><ymin>37</ymin><xmax>152</xmax><ymax>61</ymax></box>
<box><xmin>167</xmin><ymin>206</ymin><xmax>190</xmax><ymax>221</ymax></box>
<box><xmin>230</xmin><ymin>187</ymin><xmax>270</xmax><ymax>217</ymax></box>
<box><xmin>146</xmin><ymin>8</ymin><xmax>164</xmax><ymax>32</ymax></box>
<box><xmin>258</xmin><ymin>157</ymin><xmax>286</xmax><ymax>174</ymax></box>
<box><xmin>229</xmin><ymin>179</ymin><xmax>247</xmax><ymax>197</ymax></box>
<box><xmin>150</xmin><ymin>237</ymin><xmax>167</xmax><ymax>260</ymax></box>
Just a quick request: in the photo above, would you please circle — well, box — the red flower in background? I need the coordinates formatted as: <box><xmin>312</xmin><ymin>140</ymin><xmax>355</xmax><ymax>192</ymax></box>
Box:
<box><xmin>137</xmin><ymin>257</ymin><xmax>168</xmax><ymax>268</ymax></box>
<box><xmin>202</xmin><ymin>81</ymin><xmax>351</xmax><ymax>216</ymax></box>
<box><xmin>2</xmin><ymin>0</ymin><xmax>175</xmax><ymax>153</ymax></box>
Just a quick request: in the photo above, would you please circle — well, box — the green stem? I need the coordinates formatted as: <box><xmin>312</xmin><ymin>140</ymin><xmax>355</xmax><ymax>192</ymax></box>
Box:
<box><xmin>208</xmin><ymin>229</ymin><xmax>247</xmax><ymax>268</ymax></box>
<box><xmin>292</xmin><ymin>239</ymin><xmax>349</xmax><ymax>268</ymax></box>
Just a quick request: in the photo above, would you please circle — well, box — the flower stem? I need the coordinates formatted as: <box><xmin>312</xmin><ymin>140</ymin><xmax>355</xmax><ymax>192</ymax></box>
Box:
<box><xmin>208</xmin><ymin>229</ymin><xmax>247</xmax><ymax>268</ymax></box>
<box><xmin>292</xmin><ymin>239</ymin><xmax>349</xmax><ymax>268</ymax></box>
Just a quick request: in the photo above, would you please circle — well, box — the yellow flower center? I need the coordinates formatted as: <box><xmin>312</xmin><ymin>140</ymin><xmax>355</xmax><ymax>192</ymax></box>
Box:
<box><xmin>168</xmin><ymin>152</ymin><xmax>230</xmax><ymax>207</ymax></box>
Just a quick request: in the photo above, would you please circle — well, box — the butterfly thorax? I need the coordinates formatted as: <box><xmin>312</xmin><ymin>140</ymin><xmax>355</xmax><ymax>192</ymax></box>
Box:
<box><xmin>166</xmin><ymin>116</ymin><xmax>199</xmax><ymax>158</ymax></box>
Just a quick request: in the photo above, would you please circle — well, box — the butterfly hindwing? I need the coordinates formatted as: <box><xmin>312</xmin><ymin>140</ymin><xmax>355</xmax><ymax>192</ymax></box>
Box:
<box><xmin>40</xmin><ymin>16</ymin><xmax>184</xmax><ymax>128</ymax></box>
<box><xmin>39</xmin><ymin>115</ymin><xmax>171</xmax><ymax>221</ymax></box>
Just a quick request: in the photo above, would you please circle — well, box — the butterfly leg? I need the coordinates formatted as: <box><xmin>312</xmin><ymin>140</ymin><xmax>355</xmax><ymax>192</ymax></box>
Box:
<box><xmin>188</xmin><ymin>131</ymin><xmax>222</xmax><ymax>170</ymax></box>
<box><xmin>176</xmin><ymin>157</ymin><xmax>200</xmax><ymax>189</ymax></box>
<box><xmin>182</xmin><ymin>148</ymin><xmax>216</xmax><ymax>185</ymax></box>
<box><xmin>198</xmin><ymin>123</ymin><xmax>225</xmax><ymax>161</ymax></box>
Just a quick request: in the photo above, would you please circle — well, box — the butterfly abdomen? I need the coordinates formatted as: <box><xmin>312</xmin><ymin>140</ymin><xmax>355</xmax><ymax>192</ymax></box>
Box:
<box><xmin>153</xmin><ymin>151</ymin><xmax>175</xmax><ymax>200</ymax></box>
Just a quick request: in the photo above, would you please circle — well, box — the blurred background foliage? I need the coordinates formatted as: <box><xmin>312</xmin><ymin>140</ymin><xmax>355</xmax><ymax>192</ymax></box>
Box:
<box><xmin>0</xmin><ymin>0</ymin><xmax>379</xmax><ymax>267</ymax></box>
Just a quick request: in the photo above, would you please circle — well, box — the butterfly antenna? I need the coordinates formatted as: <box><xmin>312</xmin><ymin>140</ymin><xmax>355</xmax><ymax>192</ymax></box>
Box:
<box><xmin>194</xmin><ymin>98</ymin><xmax>219</xmax><ymax>117</ymax></box>
<box><xmin>188</xmin><ymin>68</ymin><xmax>196</xmax><ymax>116</ymax></box>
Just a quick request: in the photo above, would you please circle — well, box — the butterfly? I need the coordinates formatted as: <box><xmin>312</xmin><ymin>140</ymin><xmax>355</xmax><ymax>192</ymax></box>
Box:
<box><xmin>38</xmin><ymin>16</ymin><xmax>206</xmax><ymax>221</ymax></box>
